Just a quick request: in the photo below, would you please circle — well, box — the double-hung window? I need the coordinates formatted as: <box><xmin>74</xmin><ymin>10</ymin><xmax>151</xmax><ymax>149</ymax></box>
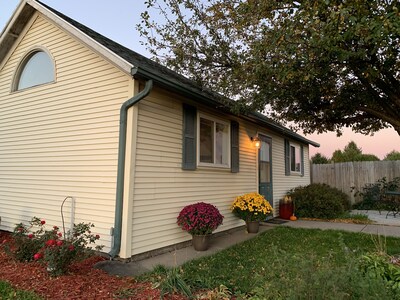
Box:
<box><xmin>182</xmin><ymin>104</ymin><xmax>238</xmax><ymax>172</ymax></box>
<box><xmin>198</xmin><ymin>114</ymin><xmax>230</xmax><ymax>167</ymax></box>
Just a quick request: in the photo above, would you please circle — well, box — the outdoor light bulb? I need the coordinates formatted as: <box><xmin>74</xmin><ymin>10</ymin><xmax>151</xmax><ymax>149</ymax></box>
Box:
<box><xmin>252</xmin><ymin>136</ymin><xmax>261</xmax><ymax>148</ymax></box>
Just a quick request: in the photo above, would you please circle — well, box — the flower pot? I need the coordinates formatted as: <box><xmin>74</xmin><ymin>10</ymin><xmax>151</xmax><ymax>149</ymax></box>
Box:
<box><xmin>246</xmin><ymin>221</ymin><xmax>260</xmax><ymax>233</ymax></box>
<box><xmin>279</xmin><ymin>201</ymin><xmax>293</xmax><ymax>220</ymax></box>
<box><xmin>192</xmin><ymin>234</ymin><xmax>211</xmax><ymax>251</ymax></box>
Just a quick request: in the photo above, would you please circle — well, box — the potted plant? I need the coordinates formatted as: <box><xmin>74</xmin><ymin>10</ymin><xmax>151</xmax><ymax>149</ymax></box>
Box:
<box><xmin>231</xmin><ymin>192</ymin><xmax>273</xmax><ymax>233</ymax></box>
<box><xmin>279</xmin><ymin>195</ymin><xmax>294</xmax><ymax>220</ymax></box>
<box><xmin>177</xmin><ymin>202</ymin><xmax>224</xmax><ymax>251</ymax></box>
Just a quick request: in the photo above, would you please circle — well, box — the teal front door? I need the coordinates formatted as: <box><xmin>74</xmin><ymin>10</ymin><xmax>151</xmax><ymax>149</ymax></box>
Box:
<box><xmin>258</xmin><ymin>135</ymin><xmax>273</xmax><ymax>208</ymax></box>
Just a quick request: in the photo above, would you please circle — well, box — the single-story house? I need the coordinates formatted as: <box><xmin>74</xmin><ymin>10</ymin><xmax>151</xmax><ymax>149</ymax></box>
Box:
<box><xmin>0</xmin><ymin>0</ymin><xmax>319</xmax><ymax>259</ymax></box>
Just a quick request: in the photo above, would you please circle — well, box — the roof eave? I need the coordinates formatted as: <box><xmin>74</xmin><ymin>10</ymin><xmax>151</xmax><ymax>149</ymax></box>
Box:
<box><xmin>131</xmin><ymin>66</ymin><xmax>232</xmax><ymax>113</ymax></box>
<box><xmin>0</xmin><ymin>0</ymin><xmax>33</xmax><ymax>67</ymax></box>
<box><xmin>247</xmin><ymin>113</ymin><xmax>320</xmax><ymax>147</ymax></box>
<box><xmin>133</xmin><ymin>66</ymin><xmax>320</xmax><ymax>147</ymax></box>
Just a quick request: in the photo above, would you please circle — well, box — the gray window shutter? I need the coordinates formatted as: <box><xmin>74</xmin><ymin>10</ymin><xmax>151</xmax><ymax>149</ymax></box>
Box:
<box><xmin>300</xmin><ymin>145</ymin><xmax>304</xmax><ymax>177</ymax></box>
<box><xmin>284</xmin><ymin>138</ymin><xmax>290</xmax><ymax>176</ymax></box>
<box><xmin>231</xmin><ymin>121</ymin><xmax>239</xmax><ymax>173</ymax></box>
<box><xmin>182</xmin><ymin>104</ymin><xmax>197</xmax><ymax>170</ymax></box>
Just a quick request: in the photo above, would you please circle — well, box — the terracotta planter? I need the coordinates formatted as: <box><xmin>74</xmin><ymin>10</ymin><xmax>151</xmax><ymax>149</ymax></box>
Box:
<box><xmin>246</xmin><ymin>221</ymin><xmax>260</xmax><ymax>233</ymax></box>
<box><xmin>192</xmin><ymin>234</ymin><xmax>211</xmax><ymax>251</ymax></box>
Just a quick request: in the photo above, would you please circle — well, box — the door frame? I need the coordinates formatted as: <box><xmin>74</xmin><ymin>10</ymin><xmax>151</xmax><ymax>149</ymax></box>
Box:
<box><xmin>257</xmin><ymin>134</ymin><xmax>273</xmax><ymax>208</ymax></box>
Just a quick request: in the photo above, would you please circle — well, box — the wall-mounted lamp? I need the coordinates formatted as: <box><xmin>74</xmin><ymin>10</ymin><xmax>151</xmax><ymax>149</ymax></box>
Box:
<box><xmin>251</xmin><ymin>136</ymin><xmax>261</xmax><ymax>149</ymax></box>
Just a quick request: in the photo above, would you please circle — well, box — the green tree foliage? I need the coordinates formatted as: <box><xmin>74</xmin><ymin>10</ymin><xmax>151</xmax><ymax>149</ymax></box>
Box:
<box><xmin>138</xmin><ymin>0</ymin><xmax>400</xmax><ymax>135</ymax></box>
<box><xmin>311</xmin><ymin>153</ymin><xmax>330</xmax><ymax>164</ymax></box>
<box><xmin>331</xmin><ymin>141</ymin><xmax>380</xmax><ymax>162</ymax></box>
<box><xmin>359</xmin><ymin>154</ymin><xmax>380</xmax><ymax>161</ymax></box>
<box><xmin>331</xmin><ymin>149</ymin><xmax>345</xmax><ymax>163</ymax></box>
<box><xmin>384</xmin><ymin>150</ymin><xmax>400</xmax><ymax>161</ymax></box>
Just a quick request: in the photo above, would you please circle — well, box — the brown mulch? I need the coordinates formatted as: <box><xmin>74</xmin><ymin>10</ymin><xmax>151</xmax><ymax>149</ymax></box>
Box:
<box><xmin>0</xmin><ymin>231</ymin><xmax>186</xmax><ymax>300</ymax></box>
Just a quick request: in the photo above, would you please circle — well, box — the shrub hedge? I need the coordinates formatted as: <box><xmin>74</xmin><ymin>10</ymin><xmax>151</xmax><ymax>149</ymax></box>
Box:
<box><xmin>290</xmin><ymin>183</ymin><xmax>351</xmax><ymax>219</ymax></box>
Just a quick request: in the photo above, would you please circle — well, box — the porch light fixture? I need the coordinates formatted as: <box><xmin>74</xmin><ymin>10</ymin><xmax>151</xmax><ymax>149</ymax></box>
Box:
<box><xmin>251</xmin><ymin>136</ymin><xmax>261</xmax><ymax>149</ymax></box>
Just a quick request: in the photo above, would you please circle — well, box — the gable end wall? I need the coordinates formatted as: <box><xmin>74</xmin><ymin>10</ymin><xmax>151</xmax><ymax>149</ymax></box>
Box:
<box><xmin>0</xmin><ymin>13</ymin><xmax>132</xmax><ymax>251</ymax></box>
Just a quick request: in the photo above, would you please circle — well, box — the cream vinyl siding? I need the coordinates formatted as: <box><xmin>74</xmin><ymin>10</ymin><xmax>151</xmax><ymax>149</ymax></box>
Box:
<box><xmin>131</xmin><ymin>88</ymin><xmax>258</xmax><ymax>255</ymax></box>
<box><xmin>265</xmin><ymin>131</ymin><xmax>311</xmax><ymax>211</ymax></box>
<box><xmin>0</xmin><ymin>14</ymin><xmax>132</xmax><ymax>251</ymax></box>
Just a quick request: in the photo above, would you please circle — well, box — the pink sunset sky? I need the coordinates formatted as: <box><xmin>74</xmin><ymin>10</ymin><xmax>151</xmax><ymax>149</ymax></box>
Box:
<box><xmin>1</xmin><ymin>0</ymin><xmax>399</xmax><ymax>159</ymax></box>
<box><xmin>306</xmin><ymin>128</ymin><xmax>400</xmax><ymax>160</ymax></box>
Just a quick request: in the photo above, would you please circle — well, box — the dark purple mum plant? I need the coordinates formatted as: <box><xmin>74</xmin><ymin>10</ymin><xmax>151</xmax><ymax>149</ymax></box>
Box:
<box><xmin>177</xmin><ymin>202</ymin><xmax>224</xmax><ymax>235</ymax></box>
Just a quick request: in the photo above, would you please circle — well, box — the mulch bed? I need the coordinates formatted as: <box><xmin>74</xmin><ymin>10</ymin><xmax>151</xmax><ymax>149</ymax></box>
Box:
<box><xmin>0</xmin><ymin>231</ymin><xmax>186</xmax><ymax>299</ymax></box>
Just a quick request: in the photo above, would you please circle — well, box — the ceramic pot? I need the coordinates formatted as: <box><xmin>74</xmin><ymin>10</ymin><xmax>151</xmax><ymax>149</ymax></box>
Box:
<box><xmin>279</xmin><ymin>201</ymin><xmax>294</xmax><ymax>220</ymax></box>
<box><xmin>192</xmin><ymin>234</ymin><xmax>210</xmax><ymax>251</ymax></box>
<box><xmin>246</xmin><ymin>221</ymin><xmax>260</xmax><ymax>233</ymax></box>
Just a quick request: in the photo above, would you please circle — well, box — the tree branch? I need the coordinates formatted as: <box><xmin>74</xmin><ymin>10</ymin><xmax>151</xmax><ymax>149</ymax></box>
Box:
<box><xmin>358</xmin><ymin>106</ymin><xmax>400</xmax><ymax>130</ymax></box>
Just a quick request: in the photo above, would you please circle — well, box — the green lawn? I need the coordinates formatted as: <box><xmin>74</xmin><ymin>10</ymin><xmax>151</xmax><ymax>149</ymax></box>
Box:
<box><xmin>142</xmin><ymin>227</ymin><xmax>400</xmax><ymax>299</ymax></box>
<box><xmin>0</xmin><ymin>281</ymin><xmax>42</xmax><ymax>300</ymax></box>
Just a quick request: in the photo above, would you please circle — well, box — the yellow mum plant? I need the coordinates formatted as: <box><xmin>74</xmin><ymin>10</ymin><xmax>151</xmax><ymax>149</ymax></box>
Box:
<box><xmin>231</xmin><ymin>192</ymin><xmax>273</xmax><ymax>222</ymax></box>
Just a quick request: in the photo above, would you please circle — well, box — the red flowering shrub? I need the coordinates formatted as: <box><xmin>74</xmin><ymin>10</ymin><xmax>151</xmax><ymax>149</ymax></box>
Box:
<box><xmin>5</xmin><ymin>217</ymin><xmax>103</xmax><ymax>276</ymax></box>
<box><xmin>39</xmin><ymin>222</ymin><xmax>103</xmax><ymax>276</ymax></box>
<box><xmin>177</xmin><ymin>202</ymin><xmax>224</xmax><ymax>235</ymax></box>
<box><xmin>5</xmin><ymin>217</ymin><xmax>49</xmax><ymax>262</ymax></box>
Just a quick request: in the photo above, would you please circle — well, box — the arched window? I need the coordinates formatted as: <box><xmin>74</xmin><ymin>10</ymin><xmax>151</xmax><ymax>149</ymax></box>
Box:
<box><xmin>15</xmin><ymin>50</ymin><xmax>55</xmax><ymax>91</ymax></box>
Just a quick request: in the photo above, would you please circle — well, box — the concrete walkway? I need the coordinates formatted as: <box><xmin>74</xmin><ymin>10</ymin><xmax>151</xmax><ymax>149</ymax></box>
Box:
<box><xmin>95</xmin><ymin>211</ymin><xmax>400</xmax><ymax>277</ymax></box>
<box><xmin>351</xmin><ymin>210</ymin><xmax>400</xmax><ymax>226</ymax></box>
<box><xmin>282</xmin><ymin>219</ymin><xmax>400</xmax><ymax>237</ymax></box>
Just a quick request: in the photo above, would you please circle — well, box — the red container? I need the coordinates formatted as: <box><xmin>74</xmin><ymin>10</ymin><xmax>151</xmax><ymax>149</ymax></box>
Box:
<box><xmin>279</xmin><ymin>202</ymin><xmax>293</xmax><ymax>220</ymax></box>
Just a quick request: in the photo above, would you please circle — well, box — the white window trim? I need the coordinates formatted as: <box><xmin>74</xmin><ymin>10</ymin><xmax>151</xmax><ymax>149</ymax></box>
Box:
<box><xmin>197</xmin><ymin>113</ymin><xmax>231</xmax><ymax>168</ymax></box>
<box><xmin>11</xmin><ymin>46</ymin><xmax>56</xmax><ymax>92</ymax></box>
<box><xmin>289</xmin><ymin>142</ymin><xmax>302</xmax><ymax>175</ymax></box>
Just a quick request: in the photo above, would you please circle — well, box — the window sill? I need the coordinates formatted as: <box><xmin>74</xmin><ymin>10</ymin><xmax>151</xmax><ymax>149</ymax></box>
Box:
<box><xmin>10</xmin><ymin>80</ymin><xmax>56</xmax><ymax>94</ymax></box>
<box><xmin>197</xmin><ymin>163</ymin><xmax>231</xmax><ymax>171</ymax></box>
<box><xmin>289</xmin><ymin>172</ymin><xmax>303</xmax><ymax>176</ymax></box>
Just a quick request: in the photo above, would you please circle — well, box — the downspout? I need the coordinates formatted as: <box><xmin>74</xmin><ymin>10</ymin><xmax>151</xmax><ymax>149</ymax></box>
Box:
<box><xmin>109</xmin><ymin>79</ymin><xmax>153</xmax><ymax>258</ymax></box>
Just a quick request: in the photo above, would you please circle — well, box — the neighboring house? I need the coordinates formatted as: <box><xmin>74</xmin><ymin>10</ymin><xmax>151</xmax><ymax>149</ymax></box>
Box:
<box><xmin>0</xmin><ymin>0</ymin><xmax>319</xmax><ymax>259</ymax></box>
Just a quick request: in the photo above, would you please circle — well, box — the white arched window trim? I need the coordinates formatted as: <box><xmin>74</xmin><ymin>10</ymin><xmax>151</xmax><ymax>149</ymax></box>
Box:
<box><xmin>12</xmin><ymin>46</ymin><xmax>56</xmax><ymax>92</ymax></box>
